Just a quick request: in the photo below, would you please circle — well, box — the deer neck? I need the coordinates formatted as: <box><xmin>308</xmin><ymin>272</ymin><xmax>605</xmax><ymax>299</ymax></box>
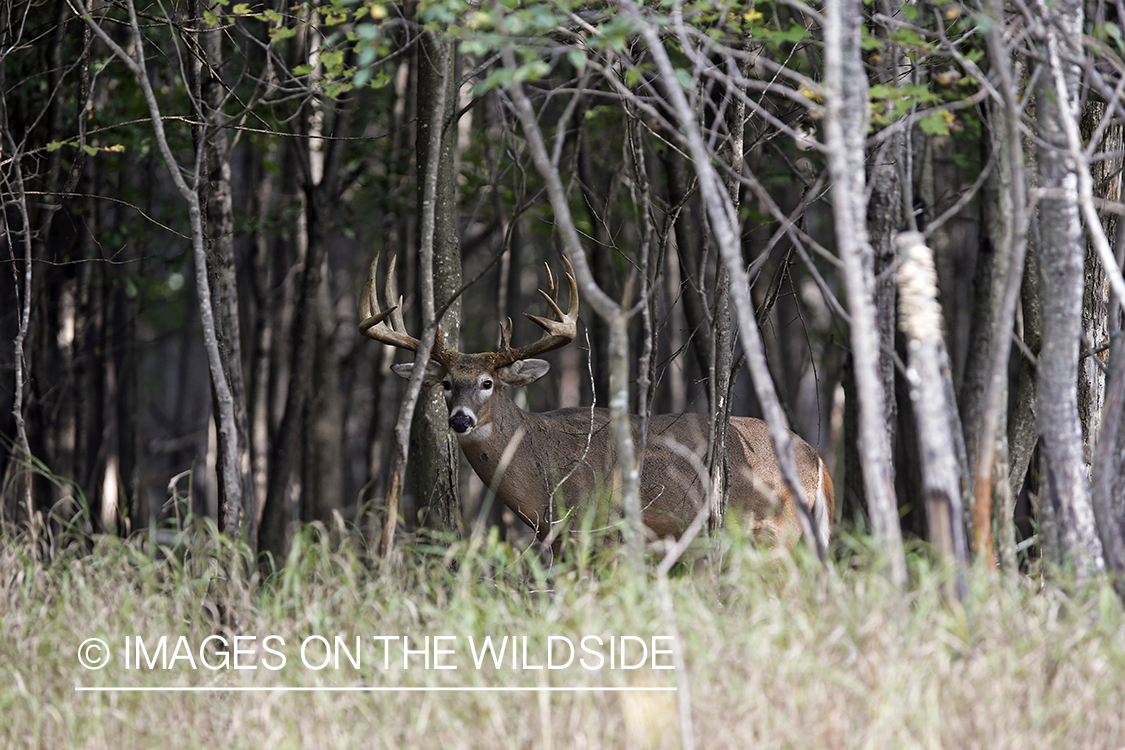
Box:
<box><xmin>454</xmin><ymin>393</ymin><xmax>553</xmax><ymax>534</ymax></box>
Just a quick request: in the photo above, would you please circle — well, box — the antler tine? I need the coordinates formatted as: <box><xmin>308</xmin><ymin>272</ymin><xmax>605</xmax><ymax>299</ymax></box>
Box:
<box><xmin>383</xmin><ymin>254</ymin><xmax>409</xmax><ymax>335</ymax></box>
<box><xmin>358</xmin><ymin>252</ymin><xmax>421</xmax><ymax>353</ymax></box>
<box><xmin>498</xmin><ymin>256</ymin><xmax>580</xmax><ymax>364</ymax></box>
<box><xmin>498</xmin><ymin>317</ymin><xmax>514</xmax><ymax>352</ymax></box>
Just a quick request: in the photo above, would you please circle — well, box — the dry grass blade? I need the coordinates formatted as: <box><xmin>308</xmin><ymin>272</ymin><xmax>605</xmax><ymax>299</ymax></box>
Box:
<box><xmin>3</xmin><ymin>530</ymin><xmax>1125</xmax><ymax>749</ymax></box>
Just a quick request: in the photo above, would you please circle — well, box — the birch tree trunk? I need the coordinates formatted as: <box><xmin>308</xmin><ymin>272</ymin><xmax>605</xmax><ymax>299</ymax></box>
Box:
<box><xmin>896</xmin><ymin>233</ymin><xmax>969</xmax><ymax>595</ymax></box>
<box><xmin>824</xmin><ymin>0</ymin><xmax>906</xmax><ymax>583</ymax></box>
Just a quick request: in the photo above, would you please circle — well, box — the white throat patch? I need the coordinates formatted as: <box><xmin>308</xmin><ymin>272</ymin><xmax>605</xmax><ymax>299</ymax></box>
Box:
<box><xmin>457</xmin><ymin>422</ymin><xmax>491</xmax><ymax>442</ymax></box>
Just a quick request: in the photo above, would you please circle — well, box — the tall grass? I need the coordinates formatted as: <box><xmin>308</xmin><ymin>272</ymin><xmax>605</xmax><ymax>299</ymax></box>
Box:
<box><xmin>2</xmin><ymin>525</ymin><xmax>1123</xmax><ymax>749</ymax></box>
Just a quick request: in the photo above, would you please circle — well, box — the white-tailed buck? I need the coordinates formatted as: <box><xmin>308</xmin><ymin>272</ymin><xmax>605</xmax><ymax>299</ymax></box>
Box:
<box><xmin>360</xmin><ymin>254</ymin><xmax>834</xmax><ymax>551</ymax></box>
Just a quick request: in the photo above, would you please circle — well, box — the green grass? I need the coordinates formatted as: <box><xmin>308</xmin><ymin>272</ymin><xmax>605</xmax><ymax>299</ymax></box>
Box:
<box><xmin>2</xmin><ymin>525</ymin><xmax>1124</xmax><ymax>749</ymax></box>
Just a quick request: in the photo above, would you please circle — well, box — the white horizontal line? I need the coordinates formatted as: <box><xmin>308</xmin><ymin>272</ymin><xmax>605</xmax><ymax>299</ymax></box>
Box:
<box><xmin>75</xmin><ymin>686</ymin><xmax>676</xmax><ymax>693</ymax></box>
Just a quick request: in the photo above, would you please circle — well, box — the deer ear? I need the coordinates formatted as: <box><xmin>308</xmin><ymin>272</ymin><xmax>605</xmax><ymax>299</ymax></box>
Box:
<box><xmin>391</xmin><ymin>360</ymin><xmax>445</xmax><ymax>388</ymax></box>
<box><xmin>497</xmin><ymin>358</ymin><xmax>550</xmax><ymax>387</ymax></box>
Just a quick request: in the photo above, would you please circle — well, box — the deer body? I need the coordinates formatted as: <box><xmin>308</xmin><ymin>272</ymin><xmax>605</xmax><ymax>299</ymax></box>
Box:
<box><xmin>362</xmin><ymin>254</ymin><xmax>834</xmax><ymax>550</ymax></box>
<box><xmin>453</xmin><ymin>393</ymin><xmax>832</xmax><ymax>548</ymax></box>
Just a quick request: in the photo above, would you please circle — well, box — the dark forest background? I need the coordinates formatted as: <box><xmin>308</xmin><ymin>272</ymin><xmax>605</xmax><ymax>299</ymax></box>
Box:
<box><xmin>2</xmin><ymin>0</ymin><xmax>1124</xmax><ymax>587</ymax></box>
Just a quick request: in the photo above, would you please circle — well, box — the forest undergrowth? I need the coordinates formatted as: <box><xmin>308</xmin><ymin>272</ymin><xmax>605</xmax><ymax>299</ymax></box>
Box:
<box><xmin>2</xmin><ymin>521</ymin><xmax>1124</xmax><ymax>750</ymax></box>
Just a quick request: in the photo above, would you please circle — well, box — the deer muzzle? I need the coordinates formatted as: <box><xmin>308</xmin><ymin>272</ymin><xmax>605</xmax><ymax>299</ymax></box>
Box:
<box><xmin>449</xmin><ymin>412</ymin><xmax>476</xmax><ymax>434</ymax></box>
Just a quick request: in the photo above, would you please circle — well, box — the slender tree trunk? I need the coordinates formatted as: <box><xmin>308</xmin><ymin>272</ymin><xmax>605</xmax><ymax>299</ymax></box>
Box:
<box><xmin>663</xmin><ymin>153</ymin><xmax>713</xmax><ymax>387</ymax></box>
<box><xmin>3</xmin><ymin>144</ymin><xmax>36</xmax><ymax>529</ymax></box>
<box><xmin>897</xmin><ymin>233</ymin><xmax>969</xmax><ymax>595</ymax></box>
<box><xmin>706</xmin><ymin>62</ymin><xmax>744</xmax><ymax>531</ymax></box>
<box><xmin>869</xmin><ymin>121</ymin><xmax>908</xmax><ymax>535</ymax></box>
<box><xmin>965</xmin><ymin>92</ymin><xmax>1019</xmax><ymax>569</ymax></box>
<box><xmin>1093</xmin><ymin>332</ymin><xmax>1125</xmax><ymax>590</ymax></box>
<box><xmin>866</xmin><ymin>21</ymin><xmax>902</xmax><ymax>501</ymax></box>
<box><xmin>303</xmin><ymin>266</ymin><xmax>345</xmax><ymax>528</ymax></box>
<box><xmin>262</xmin><ymin>183</ymin><xmax>322</xmax><ymax>562</ymax></box>
<box><xmin>377</xmin><ymin>29</ymin><xmax>455</xmax><ymax>557</ymax></box>
<box><xmin>824</xmin><ymin>0</ymin><xmax>905</xmax><ymax>582</ymax></box>
<box><xmin>1083</xmin><ymin>105</ymin><xmax>1124</xmax><ymax>590</ymax></box>
<box><xmin>577</xmin><ymin>128</ymin><xmax>615</xmax><ymax>402</ymax></box>
<box><xmin>247</xmin><ymin>144</ymin><xmax>280</xmax><ymax>534</ymax></box>
<box><xmin>1079</xmin><ymin>104</ymin><xmax>1120</xmax><ymax>464</ymax></box>
<box><xmin>963</xmin><ymin>1</ymin><xmax>1036</xmax><ymax>571</ymax></box>
<box><xmin>261</xmin><ymin>11</ymin><xmax>353</xmax><ymax>561</ymax></box>
<box><xmin>411</xmin><ymin>31</ymin><xmax>461</xmax><ymax>534</ymax></box>
<box><xmin>192</xmin><ymin>0</ymin><xmax>251</xmax><ymax>540</ymax></box>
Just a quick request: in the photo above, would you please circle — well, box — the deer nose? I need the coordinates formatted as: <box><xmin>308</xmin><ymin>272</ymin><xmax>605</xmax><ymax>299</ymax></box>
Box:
<box><xmin>449</xmin><ymin>412</ymin><xmax>475</xmax><ymax>433</ymax></box>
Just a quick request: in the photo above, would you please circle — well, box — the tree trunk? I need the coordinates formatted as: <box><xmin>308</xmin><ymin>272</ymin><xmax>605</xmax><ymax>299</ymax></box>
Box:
<box><xmin>965</xmin><ymin>92</ymin><xmax>1019</xmax><ymax>569</ymax></box>
<box><xmin>261</xmin><ymin>10</ymin><xmax>353</xmax><ymax>561</ymax></box>
<box><xmin>706</xmin><ymin>62</ymin><xmax>744</xmax><ymax>531</ymax></box>
<box><xmin>192</xmin><ymin>0</ymin><xmax>251</xmax><ymax>540</ymax></box>
<box><xmin>824</xmin><ymin>0</ymin><xmax>906</xmax><ymax>582</ymax></box>
<box><xmin>1083</xmin><ymin>99</ymin><xmax>1125</xmax><ymax>588</ymax></box>
<box><xmin>1093</xmin><ymin>332</ymin><xmax>1125</xmax><ymax>590</ymax></box>
<box><xmin>1078</xmin><ymin>105</ymin><xmax>1120</xmax><ymax>468</ymax></box>
<box><xmin>663</xmin><ymin>153</ymin><xmax>713</xmax><ymax>391</ymax></box>
<box><xmin>411</xmin><ymin>31</ymin><xmax>461</xmax><ymax>534</ymax></box>
<box><xmin>896</xmin><ymin>233</ymin><xmax>969</xmax><ymax>594</ymax></box>
<box><xmin>1035</xmin><ymin>0</ymin><xmax>1105</xmax><ymax>580</ymax></box>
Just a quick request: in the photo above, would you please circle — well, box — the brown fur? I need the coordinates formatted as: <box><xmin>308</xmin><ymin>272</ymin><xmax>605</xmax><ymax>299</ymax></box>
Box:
<box><xmin>440</xmin><ymin>355</ymin><xmax>834</xmax><ymax>549</ymax></box>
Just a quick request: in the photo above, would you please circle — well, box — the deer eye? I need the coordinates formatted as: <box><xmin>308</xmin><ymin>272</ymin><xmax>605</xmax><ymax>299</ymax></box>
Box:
<box><xmin>442</xmin><ymin>380</ymin><xmax>452</xmax><ymax>391</ymax></box>
<box><xmin>481</xmin><ymin>379</ymin><xmax>493</xmax><ymax>391</ymax></box>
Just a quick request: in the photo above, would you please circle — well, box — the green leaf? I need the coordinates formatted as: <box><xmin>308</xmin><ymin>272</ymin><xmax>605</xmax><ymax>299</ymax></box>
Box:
<box><xmin>757</xmin><ymin>23</ymin><xmax>809</xmax><ymax>45</ymax></box>
<box><xmin>919</xmin><ymin>109</ymin><xmax>951</xmax><ymax>136</ymax></box>
<box><xmin>358</xmin><ymin>45</ymin><xmax>378</xmax><ymax>68</ymax></box>
<box><xmin>673</xmin><ymin>66</ymin><xmax>692</xmax><ymax>91</ymax></box>
<box><xmin>270</xmin><ymin>25</ymin><xmax>297</xmax><ymax>42</ymax></box>
<box><xmin>514</xmin><ymin>59</ymin><xmax>551</xmax><ymax>82</ymax></box>
<box><xmin>472</xmin><ymin>66</ymin><xmax>516</xmax><ymax>95</ymax></box>
<box><xmin>1102</xmin><ymin>22</ymin><xmax>1124</xmax><ymax>52</ymax></box>
<box><xmin>889</xmin><ymin>27</ymin><xmax>930</xmax><ymax>51</ymax></box>
<box><xmin>567</xmin><ymin>48</ymin><xmax>586</xmax><ymax>73</ymax></box>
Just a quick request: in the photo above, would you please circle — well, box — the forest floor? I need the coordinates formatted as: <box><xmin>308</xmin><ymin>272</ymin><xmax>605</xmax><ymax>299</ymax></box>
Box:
<box><xmin>3</xmin><ymin>524</ymin><xmax>1124</xmax><ymax>749</ymax></box>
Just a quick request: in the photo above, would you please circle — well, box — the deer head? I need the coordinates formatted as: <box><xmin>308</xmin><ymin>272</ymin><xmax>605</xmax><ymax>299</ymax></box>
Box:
<box><xmin>359</xmin><ymin>253</ymin><xmax>579</xmax><ymax>439</ymax></box>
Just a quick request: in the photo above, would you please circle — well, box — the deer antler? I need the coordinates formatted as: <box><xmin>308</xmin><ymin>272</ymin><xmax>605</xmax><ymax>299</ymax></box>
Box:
<box><xmin>496</xmin><ymin>256</ymin><xmax>579</xmax><ymax>365</ymax></box>
<box><xmin>359</xmin><ymin>252</ymin><xmax>450</xmax><ymax>364</ymax></box>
